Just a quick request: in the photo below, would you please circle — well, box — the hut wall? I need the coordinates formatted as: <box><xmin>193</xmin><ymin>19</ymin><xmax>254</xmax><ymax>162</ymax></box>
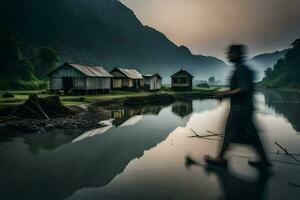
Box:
<box><xmin>154</xmin><ymin>78</ymin><xmax>162</xmax><ymax>90</ymax></box>
<box><xmin>172</xmin><ymin>74</ymin><xmax>191</xmax><ymax>87</ymax></box>
<box><xmin>112</xmin><ymin>79</ymin><xmax>122</xmax><ymax>88</ymax></box>
<box><xmin>144</xmin><ymin>77</ymin><xmax>161</xmax><ymax>90</ymax></box>
<box><xmin>50</xmin><ymin>78</ymin><xmax>63</xmax><ymax>90</ymax></box>
<box><xmin>144</xmin><ymin>78</ymin><xmax>151</xmax><ymax>86</ymax></box>
<box><xmin>86</xmin><ymin>78</ymin><xmax>111</xmax><ymax>90</ymax></box>
<box><xmin>73</xmin><ymin>78</ymin><xmax>87</xmax><ymax>90</ymax></box>
<box><xmin>150</xmin><ymin>77</ymin><xmax>161</xmax><ymax>90</ymax></box>
<box><xmin>122</xmin><ymin>79</ymin><xmax>133</xmax><ymax>87</ymax></box>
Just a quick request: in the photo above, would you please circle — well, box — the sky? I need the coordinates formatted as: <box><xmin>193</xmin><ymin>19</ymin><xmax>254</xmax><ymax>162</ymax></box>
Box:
<box><xmin>120</xmin><ymin>0</ymin><xmax>300</xmax><ymax>60</ymax></box>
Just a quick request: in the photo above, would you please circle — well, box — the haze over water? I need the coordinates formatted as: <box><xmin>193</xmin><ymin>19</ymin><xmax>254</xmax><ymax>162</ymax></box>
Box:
<box><xmin>0</xmin><ymin>90</ymin><xmax>300</xmax><ymax>199</ymax></box>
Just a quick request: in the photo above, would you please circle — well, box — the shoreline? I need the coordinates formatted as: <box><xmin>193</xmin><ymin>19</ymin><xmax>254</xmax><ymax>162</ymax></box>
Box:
<box><xmin>0</xmin><ymin>90</ymin><xmax>215</xmax><ymax>141</ymax></box>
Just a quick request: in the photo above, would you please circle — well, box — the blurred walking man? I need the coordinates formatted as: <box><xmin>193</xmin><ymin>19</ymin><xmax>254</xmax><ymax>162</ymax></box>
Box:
<box><xmin>205</xmin><ymin>44</ymin><xmax>272</xmax><ymax>169</ymax></box>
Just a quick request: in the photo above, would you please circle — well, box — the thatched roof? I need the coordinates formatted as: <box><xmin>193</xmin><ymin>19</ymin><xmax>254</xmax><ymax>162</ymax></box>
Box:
<box><xmin>48</xmin><ymin>63</ymin><xmax>113</xmax><ymax>77</ymax></box>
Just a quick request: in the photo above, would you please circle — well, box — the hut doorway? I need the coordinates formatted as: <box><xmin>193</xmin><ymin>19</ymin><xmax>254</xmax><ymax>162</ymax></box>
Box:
<box><xmin>63</xmin><ymin>77</ymin><xmax>73</xmax><ymax>93</ymax></box>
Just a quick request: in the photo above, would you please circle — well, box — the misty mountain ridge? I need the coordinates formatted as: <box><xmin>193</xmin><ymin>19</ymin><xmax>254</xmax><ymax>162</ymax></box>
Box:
<box><xmin>0</xmin><ymin>0</ymin><xmax>229</xmax><ymax>83</ymax></box>
<box><xmin>248</xmin><ymin>49</ymin><xmax>288</xmax><ymax>81</ymax></box>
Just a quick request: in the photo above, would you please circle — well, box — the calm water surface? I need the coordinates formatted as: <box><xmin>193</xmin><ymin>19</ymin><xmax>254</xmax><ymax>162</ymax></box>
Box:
<box><xmin>0</xmin><ymin>90</ymin><xmax>300</xmax><ymax>200</ymax></box>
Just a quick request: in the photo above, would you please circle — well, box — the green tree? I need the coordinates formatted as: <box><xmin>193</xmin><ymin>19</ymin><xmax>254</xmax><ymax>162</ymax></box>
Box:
<box><xmin>264</xmin><ymin>67</ymin><xmax>273</xmax><ymax>78</ymax></box>
<box><xmin>36</xmin><ymin>47</ymin><xmax>59</xmax><ymax>79</ymax></box>
<box><xmin>0</xmin><ymin>33</ymin><xmax>35</xmax><ymax>81</ymax></box>
<box><xmin>208</xmin><ymin>76</ymin><xmax>215</xmax><ymax>83</ymax></box>
<box><xmin>261</xmin><ymin>39</ymin><xmax>300</xmax><ymax>88</ymax></box>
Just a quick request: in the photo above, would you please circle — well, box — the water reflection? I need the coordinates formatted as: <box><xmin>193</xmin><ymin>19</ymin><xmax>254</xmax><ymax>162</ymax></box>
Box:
<box><xmin>112</xmin><ymin>105</ymin><xmax>164</xmax><ymax>127</ymax></box>
<box><xmin>261</xmin><ymin>90</ymin><xmax>300</xmax><ymax>133</ymax></box>
<box><xmin>24</xmin><ymin>129</ymin><xmax>84</xmax><ymax>154</ymax></box>
<box><xmin>172</xmin><ymin>100</ymin><xmax>193</xmax><ymax>118</ymax></box>
<box><xmin>0</xmin><ymin>101</ymin><xmax>193</xmax><ymax>200</ymax></box>
<box><xmin>185</xmin><ymin>156</ymin><xmax>271</xmax><ymax>200</ymax></box>
<box><xmin>0</xmin><ymin>91</ymin><xmax>300</xmax><ymax>200</ymax></box>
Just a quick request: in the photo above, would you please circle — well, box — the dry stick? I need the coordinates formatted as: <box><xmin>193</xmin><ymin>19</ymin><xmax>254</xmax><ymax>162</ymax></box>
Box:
<box><xmin>206</xmin><ymin>130</ymin><xmax>218</xmax><ymax>135</ymax></box>
<box><xmin>29</xmin><ymin>97</ymin><xmax>50</xmax><ymax>119</ymax></box>
<box><xmin>275</xmin><ymin>141</ymin><xmax>300</xmax><ymax>163</ymax></box>
<box><xmin>207</xmin><ymin>130</ymin><xmax>224</xmax><ymax>137</ymax></box>
<box><xmin>189</xmin><ymin>128</ymin><xmax>220</xmax><ymax>138</ymax></box>
<box><xmin>187</xmin><ymin>135</ymin><xmax>220</xmax><ymax>141</ymax></box>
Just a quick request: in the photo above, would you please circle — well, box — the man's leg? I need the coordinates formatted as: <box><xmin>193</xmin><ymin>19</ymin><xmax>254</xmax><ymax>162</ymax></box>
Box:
<box><xmin>204</xmin><ymin>114</ymin><xmax>235</xmax><ymax>166</ymax></box>
<box><xmin>219</xmin><ymin>133</ymin><xmax>231</xmax><ymax>157</ymax></box>
<box><xmin>246</xmin><ymin>120</ymin><xmax>272</xmax><ymax>167</ymax></box>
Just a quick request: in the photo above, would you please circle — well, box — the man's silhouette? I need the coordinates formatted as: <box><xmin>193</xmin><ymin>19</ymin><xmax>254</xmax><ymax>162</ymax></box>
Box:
<box><xmin>205</xmin><ymin>44</ymin><xmax>272</xmax><ymax>169</ymax></box>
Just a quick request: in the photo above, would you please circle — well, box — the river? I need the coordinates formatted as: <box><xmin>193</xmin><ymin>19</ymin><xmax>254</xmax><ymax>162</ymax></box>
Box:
<box><xmin>0</xmin><ymin>90</ymin><xmax>300</xmax><ymax>200</ymax></box>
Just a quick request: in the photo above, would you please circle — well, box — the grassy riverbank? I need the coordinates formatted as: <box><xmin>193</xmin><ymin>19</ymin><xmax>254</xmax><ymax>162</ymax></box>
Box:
<box><xmin>0</xmin><ymin>88</ymin><xmax>218</xmax><ymax>109</ymax></box>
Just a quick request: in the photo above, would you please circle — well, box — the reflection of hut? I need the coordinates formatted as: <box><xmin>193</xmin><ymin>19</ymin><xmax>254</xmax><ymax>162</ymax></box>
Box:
<box><xmin>112</xmin><ymin>105</ymin><xmax>163</xmax><ymax>127</ymax></box>
<box><xmin>47</xmin><ymin>63</ymin><xmax>113</xmax><ymax>94</ymax></box>
<box><xmin>171</xmin><ymin>69</ymin><xmax>193</xmax><ymax>91</ymax></box>
<box><xmin>172</xmin><ymin>101</ymin><xmax>193</xmax><ymax>118</ymax></box>
<box><xmin>112</xmin><ymin>108</ymin><xmax>142</xmax><ymax>127</ymax></box>
<box><xmin>143</xmin><ymin>74</ymin><xmax>162</xmax><ymax>91</ymax></box>
<box><xmin>110</xmin><ymin>67</ymin><xmax>144</xmax><ymax>90</ymax></box>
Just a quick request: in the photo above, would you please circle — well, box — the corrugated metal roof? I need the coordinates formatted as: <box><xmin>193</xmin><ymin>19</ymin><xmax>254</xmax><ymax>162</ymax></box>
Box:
<box><xmin>143</xmin><ymin>73</ymin><xmax>162</xmax><ymax>79</ymax></box>
<box><xmin>114</xmin><ymin>68</ymin><xmax>143</xmax><ymax>79</ymax></box>
<box><xmin>69</xmin><ymin>64</ymin><xmax>113</xmax><ymax>77</ymax></box>
<box><xmin>48</xmin><ymin>63</ymin><xmax>113</xmax><ymax>77</ymax></box>
<box><xmin>171</xmin><ymin>69</ymin><xmax>193</xmax><ymax>78</ymax></box>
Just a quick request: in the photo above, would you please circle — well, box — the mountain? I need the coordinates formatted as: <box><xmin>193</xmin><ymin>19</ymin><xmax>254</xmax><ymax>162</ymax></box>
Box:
<box><xmin>0</xmin><ymin>0</ymin><xmax>228</xmax><ymax>83</ymax></box>
<box><xmin>260</xmin><ymin>39</ymin><xmax>300</xmax><ymax>88</ymax></box>
<box><xmin>248</xmin><ymin>49</ymin><xmax>288</xmax><ymax>81</ymax></box>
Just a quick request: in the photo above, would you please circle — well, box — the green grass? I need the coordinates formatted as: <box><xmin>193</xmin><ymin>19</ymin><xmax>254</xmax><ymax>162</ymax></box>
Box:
<box><xmin>0</xmin><ymin>88</ymin><xmax>219</xmax><ymax>109</ymax></box>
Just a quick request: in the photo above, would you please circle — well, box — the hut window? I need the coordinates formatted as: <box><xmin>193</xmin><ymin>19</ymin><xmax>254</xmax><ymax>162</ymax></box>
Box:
<box><xmin>173</xmin><ymin>78</ymin><xmax>179</xmax><ymax>84</ymax></box>
<box><xmin>179</xmin><ymin>77</ymin><xmax>187</xmax><ymax>84</ymax></box>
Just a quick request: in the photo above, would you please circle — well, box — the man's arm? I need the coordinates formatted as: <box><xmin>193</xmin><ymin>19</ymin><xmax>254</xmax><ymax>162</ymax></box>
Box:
<box><xmin>214</xmin><ymin>88</ymin><xmax>245</xmax><ymax>98</ymax></box>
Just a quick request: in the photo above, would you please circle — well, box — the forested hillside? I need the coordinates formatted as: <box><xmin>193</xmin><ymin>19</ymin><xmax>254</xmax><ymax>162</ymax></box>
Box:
<box><xmin>260</xmin><ymin>39</ymin><xmax>300</xmax><ymax>88</ymax></box>
<box><xmin>0</xmin><ymin>0</ymin><xmax>228</xmax><ymax>89</ymax></box>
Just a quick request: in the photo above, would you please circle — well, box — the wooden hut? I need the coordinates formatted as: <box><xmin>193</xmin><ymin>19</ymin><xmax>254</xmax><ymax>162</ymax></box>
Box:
<box><xmin>47</xmin><ymin>63</ymin><xmax>113</xmax><ymax>94</ymax></box>
<box><xmin>143</xmin><ymin>74</ymin><xmax>162</xmax><ymax>91</ymax></box>
<box><xmin>110</xmin><ymin>67</ymin><xmax>144</xmax><ymax>90</ymax></box>
<box><xmin>171</xmin><ymin>69</ymin><xmax>193</xmax><ymax>91</ymax></box>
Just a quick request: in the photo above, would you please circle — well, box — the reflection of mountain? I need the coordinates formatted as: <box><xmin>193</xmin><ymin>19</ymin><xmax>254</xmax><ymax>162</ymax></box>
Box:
<box><xmin>72</xmin><ymin>125</ymin><xmax>113</xmax><ymax>143</ymax></box>
<box><xmin>172</xmin><ymin>101</ymin><xmax>193</xmax><ymax>118</ymax></box>
<box><xmin>0</xmin><ymin>103</ymin><xmax>189</xmax><ymax>200</ymax></box>
<box><xmin>262</xmin><ymin>90</ymin><xmax>300</xmax><ymax>132</ymax></box>
<box><xmin>24</xmin><ymin>129</ymin><xmax>84</xmax><ymax>153</ymax></box>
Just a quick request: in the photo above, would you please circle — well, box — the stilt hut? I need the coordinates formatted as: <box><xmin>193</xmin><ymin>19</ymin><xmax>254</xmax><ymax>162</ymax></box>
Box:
<box><xmin>110</xmin><ymin>67</ymin><xmax>144</xmax><ymax>90</ymax></box>
<box><xmin>171</xmin><ymin>69</ymin><xmax>193</xmax><ymax>91</ymax></box>
<box><xmin>47</xmin><ymin>63</ymin><xmax>113</xmax><ymax>94</ymax></box>
<box><xmin>143</xmin><ymin>74</ymin><xmax>162</xmax><ymax>91</ymax></box>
